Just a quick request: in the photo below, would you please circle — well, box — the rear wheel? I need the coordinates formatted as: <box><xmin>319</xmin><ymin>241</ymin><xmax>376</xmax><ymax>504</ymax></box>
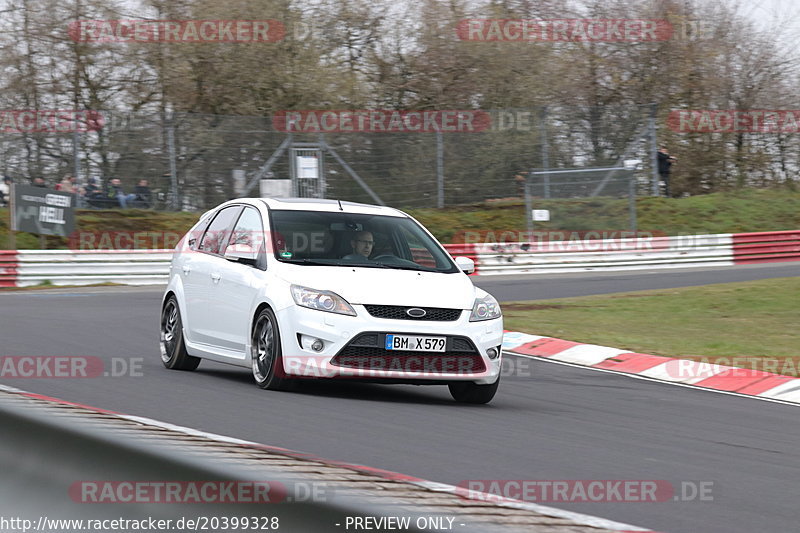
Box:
<box><xmin>448</xmin><ymin>377</ymin><xmax>499</xmax><ymax>404</ymax></box>
<box><xmin>251</xmin><ymin>308</ymin><xmax>294</xmax><ymax>391</ymax></box>
<box><xmin>160</xmin><ymin>296</ymin><xmax>201</xmax><ymax>371</ymax></box>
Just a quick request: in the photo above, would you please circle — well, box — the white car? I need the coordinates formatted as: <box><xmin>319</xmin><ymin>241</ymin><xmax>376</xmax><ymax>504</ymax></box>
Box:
<box><xmin>160</xmin><ymin>198</ymin><xmax>504</xmax><ymax>403</ymax></box>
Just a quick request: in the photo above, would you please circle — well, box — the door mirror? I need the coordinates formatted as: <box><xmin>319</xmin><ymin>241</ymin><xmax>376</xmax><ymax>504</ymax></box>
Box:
<box><xmin>454</xmin><ymin>256</ymin><xmax>475</xmax><ymax>274</ymax></box>
<box><xmin>224</xmin><ymin>243</ymin><xmax>258</xmax><ymax>265</ymax></box>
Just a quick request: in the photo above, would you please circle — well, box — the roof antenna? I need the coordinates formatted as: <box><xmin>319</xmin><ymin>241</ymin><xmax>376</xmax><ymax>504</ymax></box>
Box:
<box><xmin>337</xmin><ymin>199</ymin><xmax>343</xmax><ymax>211</ymax></box>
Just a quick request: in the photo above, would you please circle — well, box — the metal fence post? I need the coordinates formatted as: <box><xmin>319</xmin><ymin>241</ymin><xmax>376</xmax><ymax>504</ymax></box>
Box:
<box><xmin>166</xmin><ymin>115</ymin><xmax>179</xmax><ymax>210</ymax></box>
<box><xmin>649</xmin><ymin>103</ymin><xmax>660</xmax><ymax>197</ymax></box>
<box><xmin>629</xmin><ymin>173</ymin><xmax>637</xmax><ymax>233</ymax></box>
<box><xmin>539</xmin><ymin>107</ymin><xmax>551</xmax><ymax>199</ymax></box>
<box><xmin>72</xmin><ymin>130</ymin><xmax>81</xmax><ymax>182</ymax></box>
<box><xmin>436</xmin><ymin>131</ymin><xmax>444</xmax><ymax>208</ymax></box>
<box><xmin>524</xmin><ymin>177</ymin><xmax>533</xmax><ymax>237</ymax></box>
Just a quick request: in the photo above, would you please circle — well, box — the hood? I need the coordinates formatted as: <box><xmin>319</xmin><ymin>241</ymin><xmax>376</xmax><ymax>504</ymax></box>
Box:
<box><xmin>277</xmin><ymin>265</ymin><xmax>476</xmax><ymax>308</ymax></box>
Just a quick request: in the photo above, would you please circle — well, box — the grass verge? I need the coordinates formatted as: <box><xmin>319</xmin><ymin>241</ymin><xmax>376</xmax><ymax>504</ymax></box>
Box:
<box><xmin>502</xmin><ymin>278</ymin><xmax>799</xmax><ymax>361</ymax></box>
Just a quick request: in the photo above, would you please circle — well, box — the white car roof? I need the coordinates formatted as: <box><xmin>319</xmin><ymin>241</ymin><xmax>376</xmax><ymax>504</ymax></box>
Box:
<box><xmin>199</xmin><ymin>198</ymin><xmax>409</xmax><ymax>221</ymax></box>
<box><xmin>259</xmin><ymin>197</ymin><xmax>407</xmax><ymax>217</ymax></box>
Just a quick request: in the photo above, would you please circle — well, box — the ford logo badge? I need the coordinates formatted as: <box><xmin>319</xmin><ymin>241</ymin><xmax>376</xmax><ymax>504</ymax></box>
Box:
<box><xmin>406</xmin><ymin>307</ymin><xmax>427</xmax><ymax>318</ymax></box>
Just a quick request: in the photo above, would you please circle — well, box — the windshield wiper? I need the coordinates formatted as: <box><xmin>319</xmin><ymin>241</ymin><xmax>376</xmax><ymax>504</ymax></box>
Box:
<box><xmin>371</xmin><ymin>262</ymin><xmax>431</xmax><ymax>272</ymax></box>
<box><xmin>281</xmin><ymin>258</ymin><xmax>345</xmax><ymax>266</ymax></box>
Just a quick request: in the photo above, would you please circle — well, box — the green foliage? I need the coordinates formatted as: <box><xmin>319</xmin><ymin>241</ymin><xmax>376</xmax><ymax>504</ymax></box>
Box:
<box><xmin>503</xmin><ymin>277</ymin><xmax>800</xmax><ymax>360</ymax></box>
<box><xmin>408</xmin><ymin>189</ymin><xmax>800</xmax><ymax>242</ymax></box>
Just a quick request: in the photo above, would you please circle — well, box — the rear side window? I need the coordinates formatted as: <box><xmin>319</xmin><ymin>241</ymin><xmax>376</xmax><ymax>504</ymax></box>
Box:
<box><xmin>198</xmin><ymin>206</ymin><xmax>242</xmax><ymax>255</ymax></box>
<box><xmin>229</xmin><ymin>207</ymin><xmax>267</xmax><ymax>269</ymax></box>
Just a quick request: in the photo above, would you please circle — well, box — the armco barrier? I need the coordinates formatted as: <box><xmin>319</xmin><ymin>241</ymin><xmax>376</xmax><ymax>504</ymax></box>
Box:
<box><xmin>0</xmin><ymin>231</ymin><xmax>796</xmax><ymax>287</ymax></box>
<box><xmin>0</xmin><ymin>400</ymin><xmax>436</xmax><ymax>531</ymax></box>
<box><xmin>0</xmin><ymin>250</ymin><xmax>17</xmax><ymax>287</ymax></box>
<box><xmin>12</xmin><ymin>249</ymin><xmax>173</xmax><ymax>287</ymax></box>
<box><xmin>470</xmin><ymin>234</ymin><xmax>735</xmax><ymax>275</ymax></box>
<box><xmin>733</xmin><ymin>230</ymin><xmax>800</xmax><ymax>264</ymax></box>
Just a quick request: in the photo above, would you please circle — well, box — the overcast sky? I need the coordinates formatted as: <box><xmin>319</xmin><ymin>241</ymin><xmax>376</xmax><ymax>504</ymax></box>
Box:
<box><xmin>738</xmin><ymin>0</ymin><xmax>800</xmax><ymax>37</ymax></box>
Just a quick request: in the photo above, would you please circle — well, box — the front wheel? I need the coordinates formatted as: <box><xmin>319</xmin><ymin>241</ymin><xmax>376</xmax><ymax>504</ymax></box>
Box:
<box><xmin>251</xmin><ymin>308</ymin><xmax>294</xmax><ymax>391</ymax></box>
<box><xmin>448</xmin><ymin>377</ymin><xmax>499</xmax><ymax>404</ymax></box>
<box><xmin>160</xmin><ymin>296</ymin><xmax>201</xmax><ymax>371</ymax></box>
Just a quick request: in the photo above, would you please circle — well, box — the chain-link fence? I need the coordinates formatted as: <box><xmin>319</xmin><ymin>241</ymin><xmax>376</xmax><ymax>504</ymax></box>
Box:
<box><xmin>0</xmin><ymin>106</ymin><xmax>657</xmax><ymax>227</ymax></box>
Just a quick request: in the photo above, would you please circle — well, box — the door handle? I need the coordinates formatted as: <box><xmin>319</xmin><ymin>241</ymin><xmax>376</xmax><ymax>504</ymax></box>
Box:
<box><xmin>182</xmin><ymin>266</ymin><xmax>191</xmax><ymax>275</ymax></box>
<box><xmin>211</xmin><ymin>273</ymin><xmax>221</xmax><ymax>283</ymax></box>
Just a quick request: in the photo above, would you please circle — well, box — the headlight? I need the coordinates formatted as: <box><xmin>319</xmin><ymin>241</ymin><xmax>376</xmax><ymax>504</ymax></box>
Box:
<box><xmin>290</xmin><ymin>285</ymin><xmax>356</xmax><ymax>316</ymax></box>
<box><xmin>469</xmin><ymin>294</ymin><xmax>502</xmax><ymax>322</ymax></box>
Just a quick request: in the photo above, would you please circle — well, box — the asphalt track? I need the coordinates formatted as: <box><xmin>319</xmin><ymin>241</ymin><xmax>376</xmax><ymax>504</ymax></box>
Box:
<box><xmin>1</xmin><ymin>263</ymin><xmax>799</xmax><ymax>533</ymax></box>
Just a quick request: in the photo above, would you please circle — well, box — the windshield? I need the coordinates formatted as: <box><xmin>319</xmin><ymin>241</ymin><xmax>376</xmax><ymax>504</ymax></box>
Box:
<box><xmin>268</xmin><ymin>210</ymin><xmax>459</xmax><ymax>273</ymax></box>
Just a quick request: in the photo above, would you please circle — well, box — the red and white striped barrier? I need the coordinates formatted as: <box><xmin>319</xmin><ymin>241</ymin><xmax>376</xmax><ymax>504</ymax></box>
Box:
<box><xmin>0</xmin><ymin>231</ymin><xmax>796</xmax><ymax>287</ymax></box>
<box><xmin>0</xmin><ymin>251</ymin><xmax>18</xmax><ymax>288</ymax></box>
<box><xmin>732</xmin><ymin>230</ymin><xmax>800</xmax><ymax>264</ymax></box>
<box><xmin>503</xmin><ymin>331</ymin><xmax>800</xmax><ymax>405</ymax></box>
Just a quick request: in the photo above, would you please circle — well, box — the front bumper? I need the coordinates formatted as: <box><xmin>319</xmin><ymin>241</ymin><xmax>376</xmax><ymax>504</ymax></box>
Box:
<box><xmin>276</xmin><ymin>304</ymin><xmax>503</xmax><ymax>384</ymax></box>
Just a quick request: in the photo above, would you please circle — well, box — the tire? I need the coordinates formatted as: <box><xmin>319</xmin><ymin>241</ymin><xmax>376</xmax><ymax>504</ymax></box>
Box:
<box><xmin>251</xmin><ymin>307</ymin><xmax>294</xmax><ymax>391</ymax></box>
<box><xmin>160</xmin><ymin>296</ymin><xmax>201</xmax><ymax>371</ymax></box>
<box><xmin>448</xmin><ymin>376</ymin><xmax>499</xmax><ymax>404</ymax></box>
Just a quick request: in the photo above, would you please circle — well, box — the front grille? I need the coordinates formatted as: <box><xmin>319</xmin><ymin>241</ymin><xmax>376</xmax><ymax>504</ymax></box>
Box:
<box><xmin>364</xmin><ymin>305</ymin><xmax>462</xmax><ymax>321</ymax></box>
<box><xmin>331</xmin><ymin>333</ymin><xmax>486</xmax><ymax>374</ymax></box>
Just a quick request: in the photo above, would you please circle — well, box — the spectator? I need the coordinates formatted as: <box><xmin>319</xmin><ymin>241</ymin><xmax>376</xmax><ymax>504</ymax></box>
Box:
<box><xmin>657</xmin><ymin>147</ymin><xmax>677</xmax><ymax>197</ymax></box>
<box><xmin>84</xmin><ymin>178</ymin><xmax>107</xmax><ymax>208</ymax></box>
<box><xmin>32</xmin><ymin>177</ymin><xmax>47</xmax><ymax>188</ymax></box>
<box><xmin>84</xmin><ymin>177</ymin><xmax>101</xmax><ymax>198</ymax></box>
<box><xmin>132</xmin><ymin>179</ymin><xmax>152</xmax><ymax>208</ymax></box>
<box><xmin>108</xmin><ymin>178</ymin><xmax>137</xmax><ymax>208</ymax></box>
<box><xmin>514</xmin><ymin>173</ymin><xmax>527</xmax><ymax>196</ymax></box>
<box><xmin>0</xmin><ymin>176</ymin><xmax>10</xmax><ymax>207</ymax></box>
<box><xmin>55</xmin><ymin>175</ymin><xmax>77</xmax><ymax>193</ymax></box>
<box><xmin>73</xmin><ymin>178</ymin><xmax>89</xmax><ymax>208</ymax></box>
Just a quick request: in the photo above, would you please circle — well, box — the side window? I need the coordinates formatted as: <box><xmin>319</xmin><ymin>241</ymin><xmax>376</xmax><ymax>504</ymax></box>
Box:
<box><xmin>229</xmin><ymin>207</ymin><xmax>267</xmax><ymax>269</ymax></box>
<box><xmin>187</xmin><ymin>216</ymin><xmax>211</xmax><ymax>250</ymax></box>
<box><xmin>198</xmin><ymin>206</ymin><xmax>242</xmax><ymax>255</ymax></box>
<box><xmin>398</xmin><ymin>226</ymin><xmax>437</xmax><ymax>268</ymax></box>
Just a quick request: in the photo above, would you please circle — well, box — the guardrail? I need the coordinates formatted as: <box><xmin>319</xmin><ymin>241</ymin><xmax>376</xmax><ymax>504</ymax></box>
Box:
<box><xmin>0</xmin><ymin>230</ymin><xmax>797</xmax><ymax>287</ymax></box>
<box><xmin>459</xmin><ymin>234</ymin><xmax>735</xmax><ymax>275</ymax></box>
<box><xmin>1</xmin><ymin>249</ymin><xmax>173</xmax><ymax>287</ymax></box>
<box><xmin>0</xmin><ymin>400</ymin><xmax>431</xmax><ymax>531</ymax></box>
<box><xmin>732</xmin><ymin>230</ymin><xmax>800</xmax><ymax>264</ymax></box>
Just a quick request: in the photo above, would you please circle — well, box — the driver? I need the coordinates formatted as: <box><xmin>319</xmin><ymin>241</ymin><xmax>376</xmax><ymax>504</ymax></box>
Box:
<box><xmin>342</xmin><ymin>231</ymin><xmax>374</xmax><ymax>260</ymax></box>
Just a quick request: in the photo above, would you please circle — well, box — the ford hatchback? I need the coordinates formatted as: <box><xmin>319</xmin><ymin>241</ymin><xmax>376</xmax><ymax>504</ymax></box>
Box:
<box><xmin>160</xmin><ymin>198</ymin><xmax>503</xmax><ymax>403</ymax></box>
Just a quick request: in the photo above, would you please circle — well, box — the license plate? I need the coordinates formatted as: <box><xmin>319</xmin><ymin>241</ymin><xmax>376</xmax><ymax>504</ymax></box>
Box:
<box><xmin>385</xmin><ymin>334</ymin><xmax>446</xmax><ymax>352</ymax></box>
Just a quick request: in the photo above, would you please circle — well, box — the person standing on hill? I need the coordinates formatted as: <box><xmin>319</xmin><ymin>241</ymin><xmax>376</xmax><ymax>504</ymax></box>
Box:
<box><xmin>657</xmin><ymin>147</ymin><xmax>677</xmax><ymax>197</ymax></box>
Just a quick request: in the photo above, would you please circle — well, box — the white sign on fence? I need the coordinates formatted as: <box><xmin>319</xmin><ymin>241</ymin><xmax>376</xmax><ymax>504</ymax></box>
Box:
<box><xmin>297</xmin><ymin>156</ymin><xmax>319</xmax><ymax>179</ymax></box>
<box><xmin>531</xmin><ymin>209</ymin><xmax>550</xmax><ymax>222</ymax></box>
